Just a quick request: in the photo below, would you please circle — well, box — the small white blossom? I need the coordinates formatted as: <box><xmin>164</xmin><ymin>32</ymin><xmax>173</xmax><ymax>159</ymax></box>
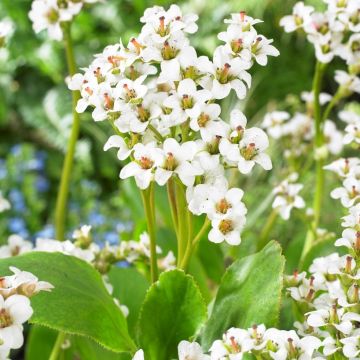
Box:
<box><xmin>331</xmin><ymin>177</ymin><xmax>360</xmax><ymax>208</ymax></box>
<box><xmin>178</xmin><ymin>341</ymin><xmax>210</xmax><ymax>360</ymax></box>
<box><xmin>272</xmin><ymin>175</ymin><xmax>305</xmax><ymax>220</ymax></box>
<box><xmin>0</xmin><ymin>235</ymin><xmax>33</xmax><ymax>259</ymax></box>
<box><xmin>0</xmin><ymin>193</ymin><xmax>10</xmax><ymax>213</ymax></box>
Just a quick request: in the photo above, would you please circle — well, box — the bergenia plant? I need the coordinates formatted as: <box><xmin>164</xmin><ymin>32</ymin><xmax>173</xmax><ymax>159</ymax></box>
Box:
<box><xmin>0</xmin><ymin>0</ymin><xmax>359</xmax><ymax>359</ymax></box>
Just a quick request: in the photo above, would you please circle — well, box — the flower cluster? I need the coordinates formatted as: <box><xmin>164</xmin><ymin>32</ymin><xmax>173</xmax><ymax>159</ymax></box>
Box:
<box><xmin>280</xmin><ymin>0</ymin><xmax>360</xmax><ymax>65</ymax></box>
<box><xmin>133</xmin><ymin>324</ymin><xmax>323</xmax><ymax>360</ymax></box>
<box><xmin>283</xmin><ymin>156</ymin><xmax>360</xmax><ymax>358</ymax></box>
<box><xmin>0</xmin><ymin>226</ymin><xmax>174</xmax><ymax>320</ymax></box>
<box><xmin>29</xmin><ymin>0</ymin><xmax>102</xmax><ymax>41</ymax></box>
<box><xmin>272</xmin><ymin>173</ymin><xmax>305</xmax><ymax>220</ymax></box>
<box><xmin>262</xmin><ymin>98</ymin><xmax>344</xmax><ymax>162</ymax></box>
<box><xmin>0</xmin><ymin>266</ymin><xmax>53</xmax><ymax>359</ymax></box>
<box><xmin>0</xmin><ymin>226</ymin><xmax>175</xmax><ymax>274</ymax></box>
<box><xmin>68</xmin><ymin>5</ymin><xmax>279</xmax><ymax>246</ymax></box>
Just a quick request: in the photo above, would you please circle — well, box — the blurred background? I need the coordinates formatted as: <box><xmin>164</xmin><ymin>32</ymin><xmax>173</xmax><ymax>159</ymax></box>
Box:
<box><xmin>0</xmin><ymin>0</ymin><xmax>347</xmax><ymax>279</ymax></box>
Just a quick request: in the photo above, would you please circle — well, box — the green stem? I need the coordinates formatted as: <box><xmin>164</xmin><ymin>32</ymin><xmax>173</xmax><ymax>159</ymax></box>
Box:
<box><xmin>180</xmin><ymin>217</ymin><xmax>211</xmax><ymax>270</ymax></box>
<box><xmin>148</xmin><ymin>124</ymin><xmax>164</xmax><ymax>142</ymax></box>
<box><xmin>322</xmin><ymin>88</ymin><xmax>343</xmax><ymax>123</ymax></box>
<box><xmin>256</xmin><ymin>209</ymin><xmax>278</xmax><ymax>251</ymax></box>
<box><xmin>167</xmin><ymin>178</ymin><xmax>178</xmax><ymax>236</ymax></box>
<box><xmin>175</xmin><ymin>181</ymin><xmax>188</xmax><ymax>267</ymax></box>
<box><xmin>141</xmin><ymin>183</ymin><xmax>159</xmax><ymax>283</ymax></box>
<box><xmin>49</xmin><ymin>332</ymin><xmax>66</xmax><ymax>360</ymax></box>
<box><xmin>300</xmin><ymin>61</ymin><xmax>327</xmax><ymax>265</ymax></box>
<box><xmin>54</xmin><ymin>22</ymin><xmax>81</xmax><ymax>241</ymax></box>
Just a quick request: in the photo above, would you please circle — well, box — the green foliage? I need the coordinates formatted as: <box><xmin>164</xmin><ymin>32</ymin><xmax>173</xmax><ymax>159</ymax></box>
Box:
<box><xmin>138</xmin><ymin>270</ymin><xmax>207</xmax><ymax>360</ymax></box>
<box><xmin>108</xmin><ymin>267</ymin><xmax>150</xmax><ymax>337</ymax></box>
<box><xmin>0</xmin><ymin>252</ymin><xmax>135</xmax><ymax>353</ymax></box>
<box><xmin>26</xmin><ymin>325</ymin><xmax>131</xmax><ymax>360</ymax></box>
<box><xmin>202</xmin><ymin>241</ymin><xmax>285</xmax><ymax>350</ymax></box>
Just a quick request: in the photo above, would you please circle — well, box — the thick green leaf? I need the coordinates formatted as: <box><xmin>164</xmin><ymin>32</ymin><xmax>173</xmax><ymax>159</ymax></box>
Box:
<box><xmin>108</xmin><ymin>267</ymin><xmax>150</xmax><ymax>336</ymax></box>
<box><xmin>26</xmin><ymin>325</ymin><xmax>130</xmax><ymax>360</ymax></box>
<box><xmin>73</xmin><ymin>337</ymin><xmax>131</xmax><ymax>360</ymax></box>
<box><xmin>202</xmin><ymin>241</ymin><xmax>285</xmax><ymax>350</ymax></box>
<box><xmin>138</xmin><ymin>270</ymin><xmax>207</xmax><ymax>360</ymax></box>
<box><xmin>0</xmin><ymin>252</ymin><xmax>135</xmax><ymax>353</ymax></box>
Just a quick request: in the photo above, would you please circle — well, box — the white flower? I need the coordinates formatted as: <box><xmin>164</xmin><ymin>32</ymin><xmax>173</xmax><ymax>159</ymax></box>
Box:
<box><xmin>0</xmin><ymin>193</ymin><xmax>10</xmax><ymax>213</ymax></box>
<box><xmin>335</xmin><ymin>71</ymin><xmax>360</xmax><ymax>95</ymax></box>
<box><xmin>280</xmin><ymin>2</ymin><xmax>314</xmax><ymax>33</ymax></box>
<box><xmin>262</xmin><ymin>111</ymin><xmax>290</xmax><ymax>139</ymax></box>
<box><xmin>339</xmin><ymin>110</ymin><xmax>360</xmax><ymax>125</ymax></box>
<box><xmin>189</xmin><ymin>102</ymin><xmax>223</xmax><ymax>142</ymax></box>
<box><xmin>29</xmin><ymin>0</ymin><xmax>75</xmax><ymax>41</ymax></box>
<box><xmin>35</xmin><ymin>238</ymin><xmax>98</xmax><ymax>263</ymax></box>
<box><xmin>301</xmin><ymin>91</ymin><xmax>332</xmax><ymax>105</ymax></box>
<box><xmin>0</xmin><ymin>294</ymin><xmax>33</xmax><ymax>349</ymax></box>
<box><xmin>0</xmin><ymin>18</ymin><xmax>14</xmax><ymax>45</ymax></box>
<box><xmin>158</xmin><ymin>251</ymin><xmax>176</xmax><ymax>271</ymax></box>
<box><xmin>178</xmin><ymin>340</ymin><xmax>210</xmax><ymax>360</ymax></box>
<box><xmin>220</xmin><ymin>127</ymin><xmax>272</xmax><ymax>174</ymax></box>
<box><xmin>342</xmin><ymin>203</ymin><xmax>360</xmax><ymax>229</ymax></box>
<box><xmin>159</xmin><ymin>46</ymin><xmax>213</xmax><ymax>83</ymax></box>
<box><xmin>218</xmin><ymin>24</ymin><xmax>254</xmax><ymax>62</ymax></box>
<box><xmin>210</xmin><ymin>327</ymin><xmax>253</xmax><ymax>359</ymax></box>
<box><xmin>206</xmin><ymin>46</ymin><xmax>251</xmax><ymax>100</ymax></box>
<box><xmin>287</xmin><ymin>274</ymin><xmax>326</xmax><ymax>303</ymax></box>
<box><xmin>324</xmin><ymin>158</ymin><xmax>360</xmax><ymax>178</ymax></box>
<box><xmin>72</xmin><ymin>225</ymin><xmax>92</xmax><ymax>241</ymax></box>
<box><xmin>272</xmin><ymin>178</ymin><xmax>305</xmax><ymax>220</ymax></box>
<box><xmin>331</xmin><ymin>177</ymin><xmax>360</xmax><ymax>208</ymax></box>
<box><xmin>119</xmin><ymin>142</ymin><xmax>163</xmax><ymax>189</ymax></box>
<box><xmin>0</xmin><ymin>235</ymin><xmax>33</xmax><ymax>258</ymax></box>
<box><xmin>208</xmin><ymin>211</ymin><xmax>246</xmax><ymax>245</ymax></box>
<box><xmin>115</xmin><ymin>92</ymin><xmax>162</xmax><ymax>133</ymax></box>
<box><xmin>202</xmin><ymin>187</ymin><xmax>247</xmax><ymax>221</ymax></box>
<box><xmin>322</xmin><ymin>336</ymin><xmax>340</xmax><ymax>357</ymax></box>
<box><xmin>323</xmin><ymin>120</ymin><xmax>343</xmax><ymax>155</ymax></box>
<box><xmin>2</xmin><ymin>266</ymin><xmax>54</xmax><ymax>298</ymax></box>
<box><xmin>341</xmin><ymin>335</ymin><xmax>360</xmax><ymax>358</ymax></box>
<box><xmin>335</xmin><ymin>228</ymin><xmax>360</xmax><ymax>251</ymax></box>
<box><xmin>343</xmin><ymin>122</ymin><xmax>360</xmax><ymax>145</ymax></box>
<box><xmin>249</xmin><ymin>34</ymin><xmax>279</xmax><ymax>66</ymax></box>
<box><xmin>264</xmin><ymin>329</ymin><xmax>321</xmax><ymax>360</ymax></box>
<box><xmin>307</xmin><ymin>307</ymin><xmax>360</xmax><ymax>335</ymax></box>
<box><xmin>132</xmin><ymin>349</ymin><xmax>144</xmax><ymax>360</ymax></box>
<box><xmin>103</xmin><ymin>135</ymin><xmax>131</xmax><ymax>161</ymax></box>
<box><xmin>337</xmin><ymin>33</ymin><xmax>360</xmax><ymax>65</ymax></box>
<box><xmin>155</xmin><ymin>138</ymin><xmax>200</xmax><ymax>187</ymax></box>
<box><xmin>163</xmin><ymin>78</ymin><xmax>212</xmax><ymax>125</ymax></box>
<box><xmin>190</xmin><ymin>151</ymin><xmax>228</xmax><ymax>189</ymax></box>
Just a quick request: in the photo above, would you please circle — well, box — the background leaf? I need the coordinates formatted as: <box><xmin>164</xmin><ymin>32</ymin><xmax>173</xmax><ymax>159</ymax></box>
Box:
<box><xmin>0</xmin><ymin>252</ymin><xmax>135</xmax><ymax>353</ymax></box>
<box><xmin>25</xmin><ymin>325</ymin><xmax>131</xmax><ymax>360</ymax></box>
<box><xmin>137</xmin><ymin>269</ymin><xmax>207</xmax><ymax>360</ymax></box>
<box><xmin>201</xmin><ymin>241</ymin><xmax>285</xmax><ymax>350</ymax></box>
<box><xmin>108</xmin><ymin>267</ymin><xmax>150</xmax><ymax>337</ymax></box>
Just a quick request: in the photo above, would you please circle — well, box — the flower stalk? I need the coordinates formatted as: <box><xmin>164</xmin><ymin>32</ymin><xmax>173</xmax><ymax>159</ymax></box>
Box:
<box><xmin>141</xmin><ymin>183</ymin><xmax>159</xmax><ymax>283</ymax></box>
<box><xmin>180</xmin><ymin>217</ymin><xmax>211</xmax><ymax>270</ymax></box>
<box><xmin>54</xmin><ymin>22</ymin><xmax>81</xmax><ymax>241</ymax></box>
<box><xmin>300</xmin><ymin>61</ymin><xmax>327</xmax><ymax>264</ymax></box>
<box><xmin>49</xmin><ymin>332</ymin><xmax>66</xmax><ymax>360</ymax></box>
